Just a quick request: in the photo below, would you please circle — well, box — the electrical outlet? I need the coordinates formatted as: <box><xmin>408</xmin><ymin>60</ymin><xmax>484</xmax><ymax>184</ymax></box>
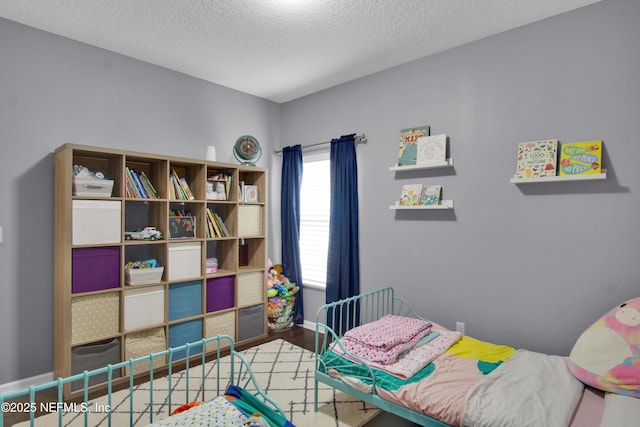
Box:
<box><xmin>456</xmin><ymin>321</ymin><xmax>465</xmax><ymax>335</ymax></box>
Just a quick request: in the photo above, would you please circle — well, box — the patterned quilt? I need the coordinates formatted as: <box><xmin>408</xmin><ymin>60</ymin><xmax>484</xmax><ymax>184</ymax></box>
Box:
<box><xmin>149</xmin><ymin>385</ymin><xmax>295</xmax><ymax>427</ymax></box>
<box><xmin>323</xmin><ymin>329</ymin><xmax>583</xmax><ymax>427</ymax></box>
<box><xmin>322</xmin><ymin>332</ymin><xmax>517</xmax><ymax>426</ymax></box>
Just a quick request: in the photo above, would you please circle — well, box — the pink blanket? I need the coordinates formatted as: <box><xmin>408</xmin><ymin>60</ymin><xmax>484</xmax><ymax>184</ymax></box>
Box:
<box><xmin>341</xmin><ymin>315</ymin><xmax>432</xmax><ymax>364</ymax></box>
<box><xmin>333</xmin><ymin>330</ymin><xmax>462</xmax><ymax>379</ymax></box>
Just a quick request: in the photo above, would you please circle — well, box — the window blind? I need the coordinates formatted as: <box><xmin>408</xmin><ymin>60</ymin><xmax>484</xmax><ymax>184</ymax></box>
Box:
<box><xmin>300</xmin><ymin>154</ymin><xmax>330</xmax><ymax>288</ymax></box>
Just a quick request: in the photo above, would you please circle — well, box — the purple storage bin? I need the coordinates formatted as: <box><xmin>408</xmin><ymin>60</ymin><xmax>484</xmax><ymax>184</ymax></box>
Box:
<box><xmin>206</xmin><ymin>276</ymin><xmax>234</xmax><ymax>312</ymax></box>
<box><xmin>72</xmin><ymin>247</ymin><xmax>120</xmax><ymax>293</ymax></box>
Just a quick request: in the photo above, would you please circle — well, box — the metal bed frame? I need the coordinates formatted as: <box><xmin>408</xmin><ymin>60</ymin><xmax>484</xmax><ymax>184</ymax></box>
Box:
<box><xmin>314</xmin><ymin>287</ymin><xmax>449</xmax><ymax>427</ymax></box>
<box><xmin>1</xmin><ymin>334</ymin><xmax>285</xmax><ymax>427</ymax></box>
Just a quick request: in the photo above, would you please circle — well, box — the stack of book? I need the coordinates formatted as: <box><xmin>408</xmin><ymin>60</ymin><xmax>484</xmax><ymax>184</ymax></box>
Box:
<box><xmin>125</xmin><ymin>167</ymin><xmax>159</xmax><ymax>198</ymax></box>
<box><xmin>206</xmin><ymin>208</ymin><xmax>230</xmax><ymax>238</ymax></box>
<box><xmin>169</xmin><ymin>169</ymin><xmax>195</xmax><ymax>200</ymax></box>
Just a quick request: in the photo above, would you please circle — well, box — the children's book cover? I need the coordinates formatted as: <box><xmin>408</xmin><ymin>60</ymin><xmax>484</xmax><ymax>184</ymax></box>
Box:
<box><xmin>515</xmin><ymin>139</ymin><xmax>558</xmax><ymax>178</ymax></box>
<box><xmin>559</xmin><ymin>140</ymin><xmax>602</xmax><ymax>176</ymax></box>
<box><xmin>421</xmin><ymin>185</ymin><xmax>442</xmax><ymax>205</ymax></box>
<box><xmin>399</xmin><ymin>184</ymin><xmax>424</xmax><ymax>206</ymax></box>
<box><xmin>416</xmin><ymin>134</ymin><xmax>446</xmax><ymax>165</ymax></box>
<box><xmin>398</xmin><ymin>125</ymin><xmax>429</xmax><ymax>166</ymax></box>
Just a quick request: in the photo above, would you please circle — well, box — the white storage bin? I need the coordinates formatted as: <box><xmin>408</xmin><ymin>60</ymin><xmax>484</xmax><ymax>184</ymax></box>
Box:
<box><xmin>168</xmin><ymin>242</ymin><xmax>201</xmax><ymax>281</ymax></box>
<box><xmin>72</xmin><ymin>200</ymin><xmax>121</xmax><ymax>245</ymax></box>
<box><xmin>124</xmin><ymin>286</ymin><xmax>164</xmax><ymax>331</ymax></box>
<box><xmin>73</xmin><ymin>177</ymin><xmax>115</xmax><ymax>197</ymax></box>
<box><xmin>125</xmin><ymin>266</ymin><xmax>164</xmax><ymax>286</ymax></box>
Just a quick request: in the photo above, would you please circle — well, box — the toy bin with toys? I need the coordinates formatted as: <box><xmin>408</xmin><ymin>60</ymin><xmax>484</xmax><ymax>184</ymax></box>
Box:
<box><xmin>266</xmin><ymin>260</ymin><xmax>299</xmax><ymax>331</ymax></box>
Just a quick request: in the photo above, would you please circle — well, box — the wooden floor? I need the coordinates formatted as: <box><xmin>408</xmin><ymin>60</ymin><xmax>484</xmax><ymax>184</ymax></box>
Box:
<box><xmin>239</xmin><ymin>324</ymin><xmax>316</xmax><ymax>352</ymax></box>
<box><xmin>3</xmin><ymin>326</ymin><xmax>316</xmax><ymax>427</ymax></box>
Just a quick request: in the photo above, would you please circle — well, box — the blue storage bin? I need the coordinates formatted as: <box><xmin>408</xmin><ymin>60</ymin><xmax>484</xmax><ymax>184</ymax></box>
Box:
<box><xmin>168</xmin><ymin>319</ymin><xmax>203</xmax><ymax>360</ymax></box>
<box><xmin>169</xmin><ymin>281</ymin><xmax>202</xmax><ymax>321</ymax></box>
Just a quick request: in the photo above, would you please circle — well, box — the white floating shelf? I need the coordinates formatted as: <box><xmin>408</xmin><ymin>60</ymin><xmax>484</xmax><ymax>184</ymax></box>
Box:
<box><xmin>389</xmin><ymin>200</ymin><xmax>454</xmax><ymax>210</ymax></box>
<box><xmin>389</xmin><ymin>158</ymin><xmax>454</xmax><ymax>171</ymax></box>
<box><xmin>510</xmin><ymin>169</ymin><xmax>607</xmax><ymax>184</ymax></box>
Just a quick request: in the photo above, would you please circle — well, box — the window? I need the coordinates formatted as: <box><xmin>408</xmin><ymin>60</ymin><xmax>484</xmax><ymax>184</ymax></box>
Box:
<box><xmin>299</xmin><ymin>152</ymin><xmax>330</xmax><ymax>289</ymax></box>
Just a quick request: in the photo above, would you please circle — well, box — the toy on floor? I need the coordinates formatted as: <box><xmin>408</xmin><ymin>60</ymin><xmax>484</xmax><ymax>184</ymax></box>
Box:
<box><xmin>266</xmin><ymin>258</ymin><xmax>299</xmax><ymax>331</ymax></box>
<box><xmin>266</xmin><ymin>259</ymin><xmax>298</xmax><ymax>298</ymax></box>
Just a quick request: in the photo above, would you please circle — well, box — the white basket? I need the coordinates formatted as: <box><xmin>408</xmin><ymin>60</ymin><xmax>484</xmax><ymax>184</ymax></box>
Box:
<box><xmin>125</xmin><ymin>266</ymin><xmax>164</xmax><ymax>286</ymax></box>
<box><xmin>73</xmin><ymin>178</ymin><xmax>115</xmax><ymax>197</ymax></box>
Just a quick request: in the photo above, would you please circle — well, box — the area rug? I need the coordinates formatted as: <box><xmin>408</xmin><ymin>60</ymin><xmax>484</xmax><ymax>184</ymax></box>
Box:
<box><xmin>15</xmin><ymin>339</ymin><xmax>380</xmax><ymax>426</ymax></box>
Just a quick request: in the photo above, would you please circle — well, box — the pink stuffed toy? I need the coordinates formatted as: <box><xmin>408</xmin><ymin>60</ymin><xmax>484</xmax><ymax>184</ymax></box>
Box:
<box><xmin>569</xmin><ymin>297</ymin><xmax>640</xmax><ymax>398</ymax></box>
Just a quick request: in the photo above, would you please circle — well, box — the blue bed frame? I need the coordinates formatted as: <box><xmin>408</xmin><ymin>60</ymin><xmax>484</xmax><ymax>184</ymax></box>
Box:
<box><xmin>314</xmin><ymin>287</ymin><xmax>450</xmax><ymax>427</ymax></box>
<box><xmin>1</xmin><ymin>334</ymin><xmax>285</xmax><ymax>427</ymax></box>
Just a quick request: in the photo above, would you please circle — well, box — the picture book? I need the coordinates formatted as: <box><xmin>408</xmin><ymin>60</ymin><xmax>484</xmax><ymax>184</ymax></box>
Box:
<box><xmin>398</xmin><ymin>125</ymin><xmax>430</xmax><ymax>166</ymax></box>
<box><xmin>559</xmin><ymin>140</ymin><xmax>602</xmax><ymax>176</ymax></box>
<box><xmin>416</xmin><ymin>134</ymin><xmax>446</xmax><ymax>165</ymax></box>
<box><xmin>168</xmin><ymin>215</ymin><xmax>195</xmax><ymax>239</ymax></box>
<box><xmin>399</xmin><ymin>184</ymin><xmax>424</xmax><ymax>206</ymax></box>
<box><xmin>421</xmin><ymin>185</ymin><xmax>442</xmax><ymax>205</ymax></box>
<box><xmin>515</xmin><ymin>139</ymin><xmax>558</xmax><ymax>178</ymax></box>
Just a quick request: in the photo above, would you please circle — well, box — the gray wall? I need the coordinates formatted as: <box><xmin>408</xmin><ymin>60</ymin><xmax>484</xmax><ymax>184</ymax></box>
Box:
<box><xmin>278</xmin><ymin>0</ymin><xmax>639</xmax><ymax>356</ymax></box>
<box><xmin>0</xmin><ymin>18</ymin><xmax>280</xmax><ymax>385</ymax></box>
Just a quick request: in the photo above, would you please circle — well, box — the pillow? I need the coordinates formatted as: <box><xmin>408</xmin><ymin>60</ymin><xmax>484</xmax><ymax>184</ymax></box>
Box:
<box><xmin>568</xmin><ymin>297</ymin><xmax>640</xmax><ymax>398</ymax></box>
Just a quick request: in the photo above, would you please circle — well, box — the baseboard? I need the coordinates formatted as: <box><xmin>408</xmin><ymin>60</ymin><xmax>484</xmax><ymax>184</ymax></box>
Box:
<box><xmin>301</xmin><ymin>320</ymin><xmax>316</xmax><ymax>331</ymax></box>
<box><xmin>0</xmin><ymin>371</ymin><xmax>53</xmax><ymax>395</ymax></box>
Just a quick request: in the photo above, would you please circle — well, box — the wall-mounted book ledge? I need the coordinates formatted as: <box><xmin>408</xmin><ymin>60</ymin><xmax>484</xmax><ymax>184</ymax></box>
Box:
<box><xmin>389</xmin><ymin>158</ymin><xmax>454</xmax><ymax>171</ymax></box>
<box><xmin>389</xmin><ymin>200</ymin><xmax>454</xmax><ymax>210</ymax></box>
<box><xmin>510</xmin><ymin>169</ymin><xmax>607</xmax><ymax>184</ymax></box>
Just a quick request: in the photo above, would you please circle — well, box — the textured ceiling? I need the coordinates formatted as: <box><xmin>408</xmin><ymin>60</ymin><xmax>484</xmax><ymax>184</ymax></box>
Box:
<box><xmin>0</xmin><ymin>0</ymin><xmax>601</xmax><ymax>103</ymax></box>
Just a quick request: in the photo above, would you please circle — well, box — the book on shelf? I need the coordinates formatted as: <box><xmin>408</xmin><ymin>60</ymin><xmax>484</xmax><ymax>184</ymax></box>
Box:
<box><xmin>559</xmin><ymin>140</ymin><xmax>602</xmax><ymax>176</ymax></box>
<box><xmin>170</xmin><ymin>169</ymin><xmax>195</xmax><ymax>200</ymax></box>
<box><xmin>239</xmin><ymin>181</ymin><xmax>245</xmax><ymax>202</ymax></box>
<box><xmin>515</xmin><ymin>139</ymin><xmax>558</xmax><ymax>179</ymax></box>
<box><xmin>215</xmin><ymin>212</ymin><xmax>230</xmax><ymax>236</ymax></box>
<box><xmin>206</xmin><ymin>208</ymin><xmax>222</xmax><ymax>237</ymax></box>
<box><xmin>399</xmin><ymin>184</ymin><xmax>424</xmax><ymax>206</ymax></box>
<box><xmin>416</xmin><ymin>134</ymin><xmax>446</xmax><ymax>165</ymax></box>
<box><xmin>398</xmin><ymin>125</ymin><xmax>430</xmax><ymax>166</ymax></box>
<box><xmin>124</xmin><ymin>168</ymin><xmax>138</xmax><ymax>198</ymax></box>
<box><xmin>421</xmin><ymin>185</ymin><xmax>442</xmax><ymax>205</ymax></box>
<box><xmin>131</xmin><ymin>169</ymin><xmax>148</xmax><ymax>198</ymax></box>
<box><xmin>205</xmin><ymin>209</ymin><xmax>215</xmax><ymax>238</ymax></box>
<box><xmin>125</xmin><ymin>167</ymin><xmax>159</xmax><ymax>199</ymax></box>
<box><xmin>179</xmin><ymin>177</ymin><xmax>195</xmax><ymax>200</ymax></box>
<box><xmin>168</xmin><ymin>215</ymin><xmax>196</xmax><ymax>239</ymax></box>
<box><xmin>139</xmin><ymin>171</ymin><xmax>159</xmax><ymax>198</ymax></box>
<box><xmin>206</xmin><ymin>208</ymin><xmax>229</xmax><ymax>238</ymax></box>
<box><xmin>169</xmin><ymin>170</ymin><xmax>183</xmax><ymax>199</ymax></box>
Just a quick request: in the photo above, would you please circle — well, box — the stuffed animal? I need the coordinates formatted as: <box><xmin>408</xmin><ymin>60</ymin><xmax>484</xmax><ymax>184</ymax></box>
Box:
<box><xmin>266</xmin><ymin>262</ymin><xmax>297</xmax><ymax>297</ymax></box>
<box><xmin>569</xmin><ymin>297</ymin><xmax>640</xmax><ymax>398</ymax></box>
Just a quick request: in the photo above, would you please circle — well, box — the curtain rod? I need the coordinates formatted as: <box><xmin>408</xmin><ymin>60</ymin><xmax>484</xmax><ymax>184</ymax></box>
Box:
<box><xmin>273</xmin><ymin>133</ymin><xmax>366</xmax><ymax>155</ymax></box>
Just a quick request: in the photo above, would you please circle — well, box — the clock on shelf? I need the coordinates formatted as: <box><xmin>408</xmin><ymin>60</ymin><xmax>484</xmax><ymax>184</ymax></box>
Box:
<box><xmin>233</xmin><ymin>135</ymin><xmax>262</xmax><ymax>166</ymax></box>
